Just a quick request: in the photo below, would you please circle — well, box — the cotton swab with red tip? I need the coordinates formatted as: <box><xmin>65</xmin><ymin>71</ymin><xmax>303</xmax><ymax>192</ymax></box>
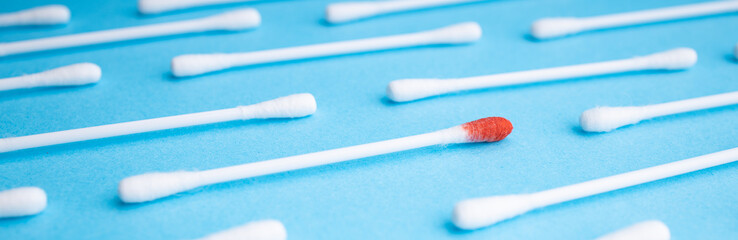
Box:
<box><xmin>0</xmin><ymin>8</ymin><xmax>260</xmax><ymax>57</ymax></box>
<box><xmin>596</xmin><ymin>220</ymin><xmax>670</xmax><ymax>240</ymax></box>
<box><xmin>325</xmin><ymin>0</ymin><xmax>486</xmax><ymax>24</ymax></box>
<box><xmin>118</xmin><ymin>117</ymin><xmax>513</xmax><ymax>203</ymax></box>
<box><xmin>387</xmin><ymin>48</ymin><xmax>697</xmax><ymax>102</ymax></box>
<box><xmin>171</xmin><ymin>22</ymin><xmax>482</xmax><ymax>77</ymax></box>
<box><xmin>139</xmin><ymin>0</ymin><xmax>258</xmax><ymax>14</ymax></box>
<box><xmin>580</xmin><ymin>90</ymin><xmax>738</xmax><ymax>132</ymax></box>
<box><xmin>452</xmin><ymin>147</ymin><xmax>738</xmax><ymax>230</ymax></box>
<box><xmin>0</xmin><ymin>187</ymin><xmax>47</xmax><ymax>218</ymax></box>
<box><xmin>531</xmin><ymin>0</ymin><xmax>738</xmax><ymax>39</ymax></box>
<box><xmin>0</xmin><ymin>5</ymin><xmax>70</xmax><ymax>27</ymax></box>
<box><xmin>0</xmin><ymin>93</ymin><xmax>316</xmax><ymax>153</ymax></box>
<box><xmin>0</xmin><ymin>63</ymin><xmax>101</xmax><ymax>92</ymax></box>
<box><xmin>196</xmin><ymin>220</ymin><xmax>287</xmax><ymax>240</ymax></box>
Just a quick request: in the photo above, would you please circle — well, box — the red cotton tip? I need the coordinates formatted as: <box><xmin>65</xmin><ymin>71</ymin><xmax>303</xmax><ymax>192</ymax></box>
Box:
<box><xmin>462</xmin><ymin>117</ymin><xmax>513</xmax><ymax>142</ymax></box>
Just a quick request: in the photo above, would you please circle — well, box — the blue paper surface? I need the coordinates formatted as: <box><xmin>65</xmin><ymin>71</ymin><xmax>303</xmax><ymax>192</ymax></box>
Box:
<box><xmin>1</xmin><ymin>0</ymin><xmax>737</xmax><ymax>239</ymax></box>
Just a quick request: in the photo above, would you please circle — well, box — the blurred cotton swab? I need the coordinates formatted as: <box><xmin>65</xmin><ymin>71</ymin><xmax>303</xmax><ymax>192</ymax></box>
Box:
<box><xmin>0</xmin><ymin>93</ymin><xmax>316</xmax><ymax>153</ymax></box>
<box><xmin>581</xmin><ymin>90</ymin><xmax>738</xmax><ymax>132</ymax></box>
<box><xmin>596</xmin><ymin>220</ymin><xmax>670</xmax><ymax>240</ymax></box>
<box><xmin>171</xmin><ymin>22</ymin><xmax>482</xmax><ymax>77</ymax></box>
<box><xmin>118</xmin><ymin>117</ymin><xmax>513</xmax><ymax>203</ymax></box>
<box><xmin>326</xmin><ymin>0</ymin><xmax>486</xmax><ymax>24</ymax></box>
<box><xmin>0</xmin><ymin>187</ymin><xmax>47</xmax><ymax>218</ymax></box>
<box><xmin>452</xmin><ymin>147</ymin><xmax>738</xmax><ymax>230</ymax></box>
<box><xmin>139</xmin><ymin>0</ymin><xmax>258</xmax><ymax>14</ymax></box>
<box><xmin>0</xmin><ymin>63</ymin><xmax>101</xmax><ymax>92</ymax></box>
<box><xmin>196</xmin><ymin>220</ymin><xmax>287</xmax><ymax>240</ymax></box>
<box><xmin>0</xmin><ymin>5</ymin><xmax>70</xmax><ymax>27</ymax></box>
<box><xmin>0</xmin><ymin>8</ymin><xmax>260</xmax><ymax>57</ymax></box>
<box><xmin>387</xmin><ymin>48</ymin><xmax>697</xmax><ymax>102</ymax></box>
<box><xmin>531</xmin><ymin>0</ymin><xmax>738</xmax><ymax>39</ymax></box>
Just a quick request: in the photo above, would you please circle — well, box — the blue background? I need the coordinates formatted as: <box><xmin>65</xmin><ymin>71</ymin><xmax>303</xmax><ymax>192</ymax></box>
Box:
<box><xmin>1</xmin><ymin>0</ymin><xmax>737</xmax><ymax>239</ymax></box>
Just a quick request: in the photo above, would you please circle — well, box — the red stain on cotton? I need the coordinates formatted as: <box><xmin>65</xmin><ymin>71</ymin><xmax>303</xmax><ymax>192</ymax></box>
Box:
<box><xmin>462</xmin><ymin>117</ymin><xmax>513</xmax><ymax>142</ymax></box>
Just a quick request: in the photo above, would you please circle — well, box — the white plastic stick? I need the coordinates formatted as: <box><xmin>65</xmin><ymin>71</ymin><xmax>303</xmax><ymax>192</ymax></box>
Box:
<box><xmin>452</xmin><ymin>147</ymin><xmax>738</xmax><ymax>230</ymax></box>
<box><xmin>171</xmin><ymin>22</ymin><xmax>482</xmax><ymax>77</ymax></box>
<box><xmin>118</xmin><ymin>117</ymin><xmax>513</xmax><ymax>203</ymax></box>
<box><xmin>325</xmin><ymin>0</ymin><xmax>485</xmax><ymax>24</ymax></box>
<box><xmin>196</xmin><ymin>220</ymin><xmax>287</xmax><ymax>240</ymax></box>
<box><xmin>596</xmin><ymin>220</ymin><xmax>670</xmax><ymax>240</ymax></box>
<box><xmin>139</xmin><ymin>0</ymin><xmax>257</xmax><ymax>14</ymax></box>
<box><xmin>0</xmin><ymin>5</ymin><xmax>70</xmax><ymax>27</ymax></box>
<box><xmin>580</xmin><ymin>90</ymin><xmax>738</xmax><ymax>132</ymax></box>
<box><xmin>0</xmin><ymin>63</ymin><xmax>101</xmax><ymax>92</ymax></box>
<box><xmin>0</xmin><ymin>8</ymin><xmax>260</xmax><ymax>57</ymax></box>
<box><xmin>387</xmin><ymin>48</ymin><xmax>697</xmax><ymax>102</ymax></box>
<box><xmin>531</xmin><ymin>0</ymin><xmax>738</xmax><ymax>39</ymax></box>
<box><xmin>0</xmin><ymin>93</ymin><xmax>315</xmax><ymax>153</ymax></box>
<box><xmin>0</xmin><ymin>187</ymin><xmax>47</xmax><ymax>218</ymax></box>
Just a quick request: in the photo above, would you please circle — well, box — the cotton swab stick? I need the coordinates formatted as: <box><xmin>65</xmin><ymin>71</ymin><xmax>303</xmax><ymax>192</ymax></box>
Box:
<box><xmin>387</xmin><ymin>48</ymin><xmax>697</xmax><ymax>102</ymax></box>
<box><xmin>118</xmin><ymin>117</ymin><xmax>513</xmax><ymax>203</ymax></box>
<box><xmin>452</xmin><ymin>147</ymin><xmax>738</xmax><ymax>230</ymax></box>
<box><xmin>171</xmin><ymin>22</ymin><xmax>482</xmax><ymax>77</ymax></box>
<box><xmin>0</xmin><ymin>187</ymin><xmax>47</xmax><ymax>218</ymax></box>
<box><xmin>0</xmin><ymin>5</ymin><xmax>70</xmax><ymax>27</ymax></box>
<box><xmin>531</xmin><ymin>0</ymin><xmax>738</xmax><ymax>39</ymax></box>
<box><xmin>0</xmin><ymin>93</ymin><xmax>315</xmax><ymax>153</ymax></box>
<box><xmin>0</xmin><ymin>63</ymin><xmax>101</xmax><ymax>92</ymax></box>
<box><xmin>596</xmin><ymin>220</ymin><xmax>670</xmax><ymax>240</ymax></box>
<box><xmin>139</xmin><ymin>0</ymin><xmax>258</xmax><ymax>14</ymax></box>
<box><xmin>325</xmin><ymin>0</ymin><xmax>485</xmax><ymax>24</ymax></box>
<box><xmin>580</xmin><ymin>90</ymin><xmax>738</xmax><ymax>132</ymax></box>
<box><xmin>0</xmin><ymin>8</ymin><xmax>260</xmax><ymax>58</ymax></box>
<box><xmin>734</xmin><ymin>43</ymin><xmax>738</xmax><ymax>59</ymax></box>
<box><xmin>196</xmin><ymin>220</ymin><xmax>287</xmax><ymax>240</ymax></box>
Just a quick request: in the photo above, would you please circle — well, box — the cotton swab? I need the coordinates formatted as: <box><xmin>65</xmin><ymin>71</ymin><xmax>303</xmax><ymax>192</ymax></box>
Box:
<box><xmin>139</xmin><ymin>0</ymin><xmax>258</xmax><ymax>15</ymax></box>
<box><xmin>531</xmin><ymin>0</ymin><xmax>738</xmax><ymax>39</ymax></box>
<box><xmin>387</xmin><ymin>48</ymin><xmax>697</xmax><ymax>102</ymax></box>
<box><xmin>580</xmin><ymin>90</ymin><xmax>738</xmax><ymax>132</ymax></box>
<box><xmin>0</xmin><ymin>8</ymin><xmax>260</xmax><ymax>58</ymax></box>
<box><xmin>452</xmin><ymin>147</ymin><xmax>738</xmax><ymax>230</ymax></box>
<box><xmin>0</xmin><ymin>5</ymin><xmax>70</xmax><ymax>27</ymax></box>
<box><xmin>0</xmin><ymin>93</ymin><xmax>315</xmax><ymax>153</ymax></box>
<box><xmin>171</xmin><ymin>22</ymin><xmax>482</xmax><ymax>77</ymax></box>
<box><xmin>0</xmin><ymin>187</ymin><xmax>47</xmax><ymax>218</ymax></box>
<box><xmin>196</xmin><ymin>220</ymin><xmax>287</xmax><ymax>240</ymax></box>
<box><xmin>0</xmin><ymin>63</ymin><xmax>101</xmax><ymax>92</ymax></box>
<box><xmin>596</xmin><ymin>220</ymin><xmax>670</xmax><ymax>240</ymax></box>
<box><xmin>118</xmin><ymin>117</ymin><xmax>512</xmax><ymax>203</ymax></box>
<box><xmin>734</xmin><ymin>43</ymin><xmax>738</xmax><ymax>59</ymax></box>
<box><xmin>325</xmin><ymin>0</ymin><xmax>486</xmax><ymax>24</ymax></box>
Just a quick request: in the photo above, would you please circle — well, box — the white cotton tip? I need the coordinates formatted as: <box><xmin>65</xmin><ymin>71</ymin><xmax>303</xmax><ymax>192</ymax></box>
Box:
<box><xmin>1</xmin><ymin>5</ymin><xmax>70</xmax><ymax>26</ymax></box>
<box><xmin>32</xmin><ymin>63</ymin><xmax>102</xmax><ymax>87</ymax></box>
<box><xmin>580</xmin><ymin>106</ymin><xmax>647</xmax><ymax>132</ymax></box>
<box><xmin>240</xmin><ymin>93</ymin><xmax>317</xmax><ymax>119</ymax></box>
<box><xmin>118</xmin><ymin>171</ymin><xmax>202</xmax><ymax>203</ymax></box>
<box><xmin>202</xmin><ymin>8</ymin><xmax>261</xmax><ymax>31</ymax></box>
<box><xmin>452</xmin><ymin>195</ymin><xmax>535</xmax><ymax>230</ymax></box>
<box><xmin>530</xmin><ymin>18</ymin><xmax>582</xmax><ymax>39</ymax></box>
<box><xmin>733</xmin><ymin>43</ymin><xmax>738</xmax><ymax>60</ymax></box>
<box><xmin>640</xmin><ymin>48</ymin><xmax>697</xmax><ymax>70</ymax></box>
<box><xmin>198</xmin><ymin>220</ymin><xmax>287</xmax><ymax>240</ymax></box>
<box><xmin>596</xmin><ymin>220</ymin><xmax>670</xmax><ymax>240</ymax></box>
<box><xmin>386</xmin><ymin>78</ymin><xmax>449</xmax><ymax>102</ymax></box>
<box><xmin>0</xmin><ymin>187</ymin><xmax>47</xmax><ymax>218</ymax></box>
<box><xmin>325</xmin><ymin>2</ymin><xmax>381</xmax><ymax>24</ymax></box>
<box><xmin>171</xmin><ymin>54</ymin><xmax>233</xmax><ymax>77</ymax></box>
<box><xmin>426</xmin><ymin>22</ymin><xmax>482</xmax><ymax>44</ymax></box>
